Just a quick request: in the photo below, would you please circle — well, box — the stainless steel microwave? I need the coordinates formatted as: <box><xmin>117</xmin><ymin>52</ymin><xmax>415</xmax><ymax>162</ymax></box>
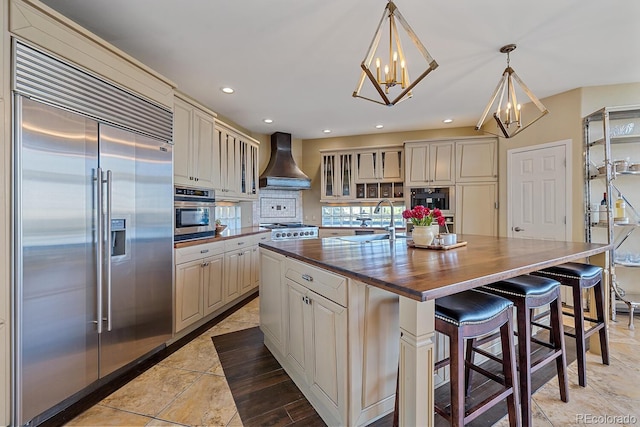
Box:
<box><xmin>174</xmin><ymin>186</ymin><xmax>215</xmax><ymax>241</ymax></box>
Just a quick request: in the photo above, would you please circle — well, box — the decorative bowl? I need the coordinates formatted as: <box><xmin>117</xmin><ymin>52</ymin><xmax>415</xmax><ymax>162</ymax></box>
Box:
<box><xmin>215</xmin><ymin>224</ymin><xmax>227</xmax><ymax>234</ymax></box>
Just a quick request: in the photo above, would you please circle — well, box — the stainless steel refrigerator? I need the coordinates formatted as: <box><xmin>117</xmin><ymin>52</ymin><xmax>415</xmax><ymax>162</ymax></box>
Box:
<box><xmin>13</xmin><ymin>91</ymin><xmax>173</xmax><ymax>423</ymax></box>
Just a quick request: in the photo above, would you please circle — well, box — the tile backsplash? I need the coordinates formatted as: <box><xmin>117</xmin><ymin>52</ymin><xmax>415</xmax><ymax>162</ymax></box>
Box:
<box><xmin>259</xmin><ymin>189</ymin><xmax>302</xmax><ymax>223</ymax></box>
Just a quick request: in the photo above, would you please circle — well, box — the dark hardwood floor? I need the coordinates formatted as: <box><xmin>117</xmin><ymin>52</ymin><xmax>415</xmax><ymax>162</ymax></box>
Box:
<box><xmin>213</xmin><ymin>326</ymin><xmax>578</xmax><ymax>427</ymax></box>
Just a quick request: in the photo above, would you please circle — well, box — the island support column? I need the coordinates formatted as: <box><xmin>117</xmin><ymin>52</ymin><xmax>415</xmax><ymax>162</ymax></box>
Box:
<box><xmin>398</xmin><ymin>297</ymin><xmax>435</xmax><ymax>427</ymax></box>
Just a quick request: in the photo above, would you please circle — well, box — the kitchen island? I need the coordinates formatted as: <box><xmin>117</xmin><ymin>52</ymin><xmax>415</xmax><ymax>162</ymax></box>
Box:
<box><xmin>259</xmin><ymin>234</ymin><xmax>609</xmax><ymax>426</ymax></box>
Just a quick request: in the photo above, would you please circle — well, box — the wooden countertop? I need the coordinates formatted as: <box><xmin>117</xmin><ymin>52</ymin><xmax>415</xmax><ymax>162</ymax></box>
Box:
<box><xmin>260</xmin><ymin>235</ymin><xmax>610</xmax><ymax>302</ymax></box>
<box><xmin>174</xmin><ymin>226</ymin><xmax>269</xmax><ymax>249</ymax></box>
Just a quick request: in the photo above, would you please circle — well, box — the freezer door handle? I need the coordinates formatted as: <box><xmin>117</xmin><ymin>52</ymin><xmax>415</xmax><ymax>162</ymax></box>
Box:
<box><xmin>105</xmin><ymin>170</ymin><xmax>113</xmax><ymax>331</ymax></box>
<box><xmin>96</xmin><ymin>168</ymin><xmax>103</xmax><ymax>334</ymax></box>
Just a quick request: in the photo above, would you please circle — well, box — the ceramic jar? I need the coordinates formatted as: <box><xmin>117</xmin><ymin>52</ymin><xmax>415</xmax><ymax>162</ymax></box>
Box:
<box><xmin>412</xmin><ymin>224</ymin><xmax>440</xmax><ymax>246</ymax></box>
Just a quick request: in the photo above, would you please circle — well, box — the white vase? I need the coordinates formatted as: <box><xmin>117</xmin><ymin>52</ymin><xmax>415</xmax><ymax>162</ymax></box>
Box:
<box><xmin>412</xmin><ymin>225</ymin><xmax>435</xmax><ymax>246</ymax></box>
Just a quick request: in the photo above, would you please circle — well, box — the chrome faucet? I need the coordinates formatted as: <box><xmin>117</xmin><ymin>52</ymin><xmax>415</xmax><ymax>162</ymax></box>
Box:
<box><xmin>374</xmin><ymin>199</ymin><xmax>396</xmax><ymax>241</ymax></box>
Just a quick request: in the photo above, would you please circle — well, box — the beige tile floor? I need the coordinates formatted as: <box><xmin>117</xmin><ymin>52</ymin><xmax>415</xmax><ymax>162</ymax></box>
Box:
<box><xmin>65</xmin><ymin>299</ymin><xmax>640</xmax><ymax>427</ymax></box>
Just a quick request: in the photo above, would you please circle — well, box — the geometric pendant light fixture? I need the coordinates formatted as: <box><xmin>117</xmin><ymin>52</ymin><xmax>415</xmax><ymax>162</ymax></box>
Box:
<box><xmin>353</xmin><ymin>1</ymin><xmax>438</xmax><ymax>106</ymax></box>
<box><xmin>475</xmin><ymin>44</ymin><xmax>548</xmax><ymax>138</ymax></box>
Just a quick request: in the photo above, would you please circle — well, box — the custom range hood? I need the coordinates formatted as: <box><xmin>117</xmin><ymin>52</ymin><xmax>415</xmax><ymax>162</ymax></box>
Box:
<box><xmin>259</xmin><ymin>132</ymin><xmax>311</xmax><ymax>190</ymax></box>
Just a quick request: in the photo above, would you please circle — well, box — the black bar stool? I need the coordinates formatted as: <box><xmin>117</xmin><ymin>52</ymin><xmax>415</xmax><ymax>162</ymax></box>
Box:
<box><xmin>474</xmin><ymin>275</ymin><xmax>569</xmax><ymax>427</ymax></box>
<box><xmin>532</xmin><ymin>262</ymin><xmax>609</xmax><ymax>387</ymax></box>
<box><xmin>434</xmin><ymin>289</ymin><xmax>521</xmax><ymax>426</ymax></box>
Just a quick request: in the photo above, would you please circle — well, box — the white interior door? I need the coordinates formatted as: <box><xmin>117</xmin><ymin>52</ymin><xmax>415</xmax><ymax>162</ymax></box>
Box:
<box><xmin>508</xmin><ymin>141</ymin><xmax>571</xmax><ymax>241</ymax></box>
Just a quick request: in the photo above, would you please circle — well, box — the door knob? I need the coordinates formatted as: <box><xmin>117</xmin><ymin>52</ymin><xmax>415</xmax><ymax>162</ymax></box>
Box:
<box><xmin>514</xmin><ymin>227</ymin><xmax>525</xmax><ymax>232</ymax></box>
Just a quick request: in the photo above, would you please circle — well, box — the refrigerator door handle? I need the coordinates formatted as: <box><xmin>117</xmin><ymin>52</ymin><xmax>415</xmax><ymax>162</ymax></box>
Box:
<box><xmin>105</xmin><ymin>170</ymin><xmax>113</xmax><ymax>331</ymax></box>
<box><xmin>96</xmin><ymin>168</ymin><xmax>103</xmax><ymax>334</ymax></box>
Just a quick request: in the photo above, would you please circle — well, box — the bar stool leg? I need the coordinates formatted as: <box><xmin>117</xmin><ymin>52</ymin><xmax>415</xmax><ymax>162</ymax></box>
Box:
<box><xmin>464</xmin><ymin>338</ymin><xmax>475</xmax><ymax>397</ymax></box>
<box><xmin>515</xmin><ymin>300</ymin><xmax>532</xmax><ymax>427</ymax></box>
<box><xmin>500</xmin><ymin>311</ymin><xmax>520</xmax><ymax>427</ymax></box>
<box><xmin>550</xmin><ymin>297</ymin><xmax>569</xmax><ymax>402</ymax></box>
<box><xmin>593</xmin><ymin>281</ymin><xmax>610</xmax><ymax>365</ymax></box>
<box><xmin>572</xmin><ymin>285</ymin><xmax>588</xmax><ymax>387</ymax></box>
<box><xmin>450</xmin><ymin>330</ymin><xmax>465</xmax><ymax>427</ymax></box>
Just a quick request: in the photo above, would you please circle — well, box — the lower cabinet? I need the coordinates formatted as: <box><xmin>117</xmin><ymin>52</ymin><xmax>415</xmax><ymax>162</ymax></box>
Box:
<box><xmin>455</xmin><ymin>182</ymin><xmax>498</xmax><ymax>236</ymax></box>
<box><xmin>260</xmin><ymin>249</ymin><xmax>398</xmax><ymax>426</ymax></box>
<box><xmin>175</xmin><ymin>233</ymin><xmax>268</xmax><ymax>333</ymax></box>
<box><xmin>285</xmin><ymin>280</ymin><xmax>347</xmax><ymax>423</ymax></box>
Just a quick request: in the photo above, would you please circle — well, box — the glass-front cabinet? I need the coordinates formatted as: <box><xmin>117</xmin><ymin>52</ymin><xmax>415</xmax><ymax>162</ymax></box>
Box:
<box><xmin>584</xmin><ymin>105</ymin><xmax>640</xmax><ymax>329</ymax></box>
<box><xmin>321</xmin><ymin>152</ymin><xmax>354</xmax><ymax>201</ymax></box>
<box><xmin>320</xmin><ymin>146</ymin><xmax>404</xmax><ymax>203</ymax></box>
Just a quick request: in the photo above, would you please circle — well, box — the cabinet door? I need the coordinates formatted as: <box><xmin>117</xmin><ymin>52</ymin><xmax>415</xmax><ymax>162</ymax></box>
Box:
<box><xmin>285</xmin><ymin>280</ymin><xmax>308</xmax><ymax>378</ymax></box>
<box><xmin>321</xmin><ymin>154</ymin><xmax>336</xmax><ymax>199</ymax></box>
<box><xmin>224</xmin><ymin>250</ymin><xmax>242</xmax><ymax>301</ymax></box>
<box><xmin>355</xmin><ymin>151</ymin><xmax>378</xmax><ymax>182</ymax></box>
<box><xmin>175</xmin><ymin>260</ymin><xmax>204</xmax><ymax>332</ymax></box>
<box><xmin>455</xmin><ymin>182</ymin><xmax>498</xmax><ymax>236</ymax></box>
<box><xmin>251</xmin><ymin>246</ymin><xmax>260</xmax><ymax>289</ymax></box>
<box><xmin>203</xmin><ymin>254</ymin><xmax>224</xmax><ymax>316</ymax></box>
<box><xmin>193</xmin><ymin>108</ymin><xmax>215</xmax><ymax>188</ymax></box>
<box><xmin>239</xmin><ymin>247</ymin><xmax>254</xmax><ymax>295</ymax></box>
<box><xmin>173</xmin><ymin>97</ymin><xmax>193</xmax><ymax>186</ymax></box>
<box><xmin>226</xmin><ymin>133</ymin><xmax>239</xmax><ymax>196</ymax></box>
<box><xmin>260</xmin><ymin>250</ymin><xmax>286</xmax><ymax>355</ymax></box>
<box><xmin>405</xmin><ymin>145</ymin><xmax>429</xmax><ymax>186</ymax></box>
<box><xmin>429</xmin><ymin>142</ymin><xmax>455</xmax><ymax>185</ymax></box>
<box><xmin>306</xmin><ymin>290</ymin><xmax>347</xmax><ymax>424</ymax></box>
<box><xmin>337</xmin><ymin>153</ymin><xmax>354</xmax><ymax>198</ymax></box>
<box><xmin>456</xmin><ymin>139</ymin><xmax>498</xmax><ymax>182</ymax></box>
<box><xmin>381</xmin><ymin>149</ymin><xmax>403</xmax><ymax>180</ymax></box>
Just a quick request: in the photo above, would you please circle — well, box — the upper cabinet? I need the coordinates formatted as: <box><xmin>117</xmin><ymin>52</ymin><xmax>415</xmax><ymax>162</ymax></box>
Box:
<box><xmin>173</xmin><ymin>94</ymin><xmax>218</xmax><ymax>189</ymax></box>
<box><xmin>321</xmin><ymin>151</ymin><xmax>355</xmax><ymax>201</ymax></box>
<box><xmin>354</xmin><ymin>148</ymin><xmax>403</xmax><ymax>182</ymax></box>
<box><xmin>455</xmin><ymin>138</ymin><xmax>498</xmax><ymax>182</ymax></box>
<box><xmin>216</xmin><ymin>121</ymin><xmax>259</xmax><ymax>200</ymax></box>
<box><xmin>404</xmin><ymin>141</ymin><xmax>455</xmax><ymax>187</ymax></box>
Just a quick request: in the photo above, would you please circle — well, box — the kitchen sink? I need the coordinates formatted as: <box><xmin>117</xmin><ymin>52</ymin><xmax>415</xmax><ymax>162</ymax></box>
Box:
<box><xmin>335</xmin><ymin>233</ymin><xmax>408</xmax><ymax>243</ymax></box>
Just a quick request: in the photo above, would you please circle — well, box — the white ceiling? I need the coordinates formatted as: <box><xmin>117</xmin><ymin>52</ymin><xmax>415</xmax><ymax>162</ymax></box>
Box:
<box><xmin>40</xmin><ymin>0</ymin><xmax>640</xmax><ymax>140</ymax></box>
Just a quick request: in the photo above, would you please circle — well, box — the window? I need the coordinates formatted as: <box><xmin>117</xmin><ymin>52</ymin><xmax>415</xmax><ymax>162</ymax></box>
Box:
<box><xmin>215</xmin><ymin>203</ymin><xmax>241</xmax><ymax>230</ymax></box>
<box><xmin>321</xmin><ymin>204</ymin><xmax>405</xmax><ymax>227</ymax></box>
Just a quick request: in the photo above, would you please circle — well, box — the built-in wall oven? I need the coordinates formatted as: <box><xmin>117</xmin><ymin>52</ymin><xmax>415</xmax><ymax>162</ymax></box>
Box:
<box><xmin>174</xmin><ymin>186</ymin><xmax>216</xmax><ymax>241</ymax></box>
<box><xmin>409</xmin><ymin>187</ymin><xmax>455</xmax><ymax>233</ymax></box>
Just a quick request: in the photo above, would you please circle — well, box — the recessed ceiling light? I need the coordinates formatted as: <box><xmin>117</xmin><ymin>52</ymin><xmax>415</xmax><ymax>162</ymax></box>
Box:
<box><xmin>323</xmin><ymin>129</ymin><xmax>331</xmax><ymax>134</ymax></box>
<box><xmin>263</xmin><ymin>118</ymin><xmax>273</xmax><ymax>124</ymax></box>
<box><xmin>375</xmin><ymin>124</ymin><xmax>384</xmax><ymax>129</ymax></box>
<box><xmin>221</xmin><ymin>87</ymin><xmax>234</xmax><ymax>94</ymax></box>
<box><xmin>443</xmin><ymin>118</ymin><xmax>453</xmax><ymax>124</ymax></box>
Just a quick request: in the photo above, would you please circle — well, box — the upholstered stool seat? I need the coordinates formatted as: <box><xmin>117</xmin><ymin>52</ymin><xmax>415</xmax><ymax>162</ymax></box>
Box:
<box><xmin>434</xmin><ymin>290</ymin><xmax>521</xmax><ymax>426</ymax></box>
<box><xmin>532</xmin><ymin>262</ymin><xmax>609</xmax><ymax>387</ymax></box>
<box><xmin>476</xmin><ymin>275</ymin><xmax>568</xmax><ymax>427</ymax></box>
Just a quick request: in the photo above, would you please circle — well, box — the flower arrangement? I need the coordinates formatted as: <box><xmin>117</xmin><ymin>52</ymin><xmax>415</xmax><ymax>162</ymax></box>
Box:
<box><xmin>402</xmin><ymin>205</ymin><xmax>446</xmax><ymax>227</ymax></box>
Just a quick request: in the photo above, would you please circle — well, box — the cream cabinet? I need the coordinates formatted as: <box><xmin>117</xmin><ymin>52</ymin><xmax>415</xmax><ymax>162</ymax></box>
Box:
<box><xmin>321</xmin><ymin>151</ymin><xmax>355</xmax><ymax>201</ymax></box>
<box><xmin>455</xmin><ymin>182</ymin><xmax>498</xmax><ymax>236</ymax></box>
<box><xmin>173</xmin><ymin>94</ymin><xmax>218</xmax><ymax>188</ymax></box>
<box><xmin>216</xmin><ymin>121</ymin><xmax>259</xmax><ymax>199</ymax></box>
<box><xmin>354</xmin><ymin>147</ymin><xmax>403</xmax><ymax>182</ymax></box>
<box><xmin>404</xmin><ymin>141</ymin><xmax>455</xmax><ymax>187</ymax></box>
<box><xmin>260</xmin><ymin>250</ymin><xmax>398</xmax><ymax>426</ymax></box>
<box><xmin>285</xmin><ymin>279</ymin><xmax>347</xmax><ymax>423</ymax></box>
<box><xmin>175</xmin><ymin>233</ymin><xmax>267</xmax><ymax>333</ymax></box>
<box><xmin>260</xmin><ymin>249</ymin><xmax>287</xmax><ymax>355</ymax></box>
<box><xmin>455</xmin><ymin>138</ymin><xmax>498</xmax><ymax>182</ymax></box>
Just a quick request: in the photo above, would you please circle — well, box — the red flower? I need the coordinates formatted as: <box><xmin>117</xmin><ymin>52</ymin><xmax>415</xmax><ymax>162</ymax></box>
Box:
<box><xmin>401</xmin><ymin>205</ymin><xmax>444</xmax><ymax>227</ymax></box>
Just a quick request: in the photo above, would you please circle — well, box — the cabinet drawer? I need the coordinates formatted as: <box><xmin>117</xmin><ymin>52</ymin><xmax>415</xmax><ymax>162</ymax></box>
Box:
<box><xmin>253</xmin><ymin>232</ymin><xmax>272</xmax><ymax>245</ymax></box>
<box><xmin>285</xmin><ymin>258</ymin><xmax>347</xmax><ymax>306</ymax></box>
<box><xmin>224</xmin><ymin>236</ymin><xmax>254</xmax><ymax>252</ymax></box>
<box><xmin>176</xmin><ymin>241</ymin><xmax>225</xmax><ymax>264</ymax></box>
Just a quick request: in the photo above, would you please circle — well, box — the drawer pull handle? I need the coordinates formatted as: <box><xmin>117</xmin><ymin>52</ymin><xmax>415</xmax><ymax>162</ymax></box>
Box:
<box><xmin>302</xmin><ymin>296</ymin><xmax>311</xmax><ymax>304</ymax></box>
<box><xmin>302</xmin><ymin>274</ymin><xmax>313</xmax><ymax>282</ymax></box>
<box><xmin>202</xmin><ymin>262</ymin><xmax>210</xmax><ymax>267</ymax></box>
<box><xmin>200</xmin><ymin>249</ymin><xmax>209</xmax><ymax>254</ymax></box>
<box><xmin>237</xmin><ymin>242</ymin><xmax>245</xmax><ymax>245</ymax></box>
